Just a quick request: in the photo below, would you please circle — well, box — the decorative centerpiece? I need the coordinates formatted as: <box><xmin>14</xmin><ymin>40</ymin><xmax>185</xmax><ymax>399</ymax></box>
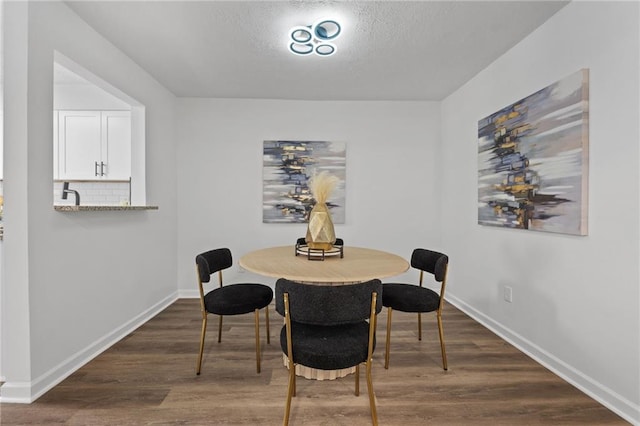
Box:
<box><xmin>305</xmin><ymin>171</ymin><xmax>338</xmax><ymax>250</ymax></box>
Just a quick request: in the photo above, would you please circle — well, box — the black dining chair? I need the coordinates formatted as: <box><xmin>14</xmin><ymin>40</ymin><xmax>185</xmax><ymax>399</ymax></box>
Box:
<box><xmin>275</xmin><ymin>278</ymin><xmax>382</xmax><ymax>426</ymax></box>
<box><xmin>382</xmin><ymin>248</ymin><xmax>449</xmax><ymax>370</ymax></box>
<box><xmin>195</xmin><ymin>248</ymin><xmax>273</xmax><ymax>375</ymax></box>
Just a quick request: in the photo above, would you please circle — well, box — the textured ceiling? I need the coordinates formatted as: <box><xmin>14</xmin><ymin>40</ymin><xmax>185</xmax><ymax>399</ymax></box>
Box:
<box><xmin>64</xmin><ymin>1</ymin><xmax>569</xmax><ymax>101</ymax></box>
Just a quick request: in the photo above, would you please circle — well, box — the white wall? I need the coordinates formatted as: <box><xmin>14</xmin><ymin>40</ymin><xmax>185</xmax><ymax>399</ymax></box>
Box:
<box><xmin>54</xmin><ymin>83</ymin><xmax>131</xmax><ymax>110</ymax></box>
<box><xmin>175</xmin><ymin>99</ymin><xmax>441</xmax><ymax>293</ymax></box>
<box><xmin>440</xmin><ymin>2</ymin><xmax>639</xmax><ymax>423</ymax></box>
<box><xmin>1</xmin><ymin>1</ymin><xmax>178</xmax><ymax>401</ymax></box>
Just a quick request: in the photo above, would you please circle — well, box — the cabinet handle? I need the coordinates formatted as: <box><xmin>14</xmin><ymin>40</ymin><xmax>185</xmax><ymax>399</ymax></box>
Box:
<box><xmin>95</xmin><ymin>161</ymin><xmax>99</xmax><ymax>176</ymax></box>
<box><xmin>100</xmin><ymin>162</ymin><xmax>106</xmax><ymax>176</ymax></box>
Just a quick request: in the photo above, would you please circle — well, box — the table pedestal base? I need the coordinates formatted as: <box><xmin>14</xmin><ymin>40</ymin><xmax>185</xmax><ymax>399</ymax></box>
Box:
<box><xmin>283</xmin><ymin>355</ymin><xmax>355</xmax><ymax>380</ymax></box>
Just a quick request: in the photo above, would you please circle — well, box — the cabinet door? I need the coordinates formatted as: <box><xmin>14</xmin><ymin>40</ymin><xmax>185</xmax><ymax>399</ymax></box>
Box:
<box><xmin>101</xmin><ymin>111</ymin><xmax>131</xmax><ymax>179</ymax></box>
<box><xmin>59</xmin><ymin>110</ymin><xmax>102</xmax><ymax>179</ymax></box>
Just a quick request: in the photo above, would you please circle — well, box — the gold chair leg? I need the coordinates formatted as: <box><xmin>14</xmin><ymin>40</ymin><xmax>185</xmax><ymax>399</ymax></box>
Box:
<box><xmin>217</xmin><ymin>315</ymin><xmax>223</xmax><ymax>343</ymax></box>
<box><xmin>355</xmin><ymin>364</ymin><xmax>360</xmax><ymax>396</ymax></box>
<box><xmin>384</xmin><ymin>308</ymin><xmax>393</xmax><ymax>369</ymax></box>
<box><xmin>292</xmin><ymin>365</ymin><xmax>296</xmax><ymax>396</ymax></box>
<box><xmin>283</xmin><ymin>362</ymin><xmax>295</xmax><ymax>426</ymax></box>
<box><xmin>418</xmin><ymin>312</ymin><xmax>422</xmax><ymax>341</ymax></box>
<box><xmin>366</xmin><ymin>360</ymin><xmax>379</xmax><ymax>426</ymax></box>
<box><xmin>254</xmin><ymin>309</ymin><xmax>261</xmax><ymax>374</ymax></box>
<box><xmin>265</xmin><ymin>305</ymin><xmax>271</xmax><ymax>344</ymax></box>
<box><xmin>437</xmin><ymin>312</ymin><xmax>448</xmax><ymax>371</ymax></box>
<box><xmin>196</xmin><ymin>315</ymin><xmax>207</xmax><ymax>375</ymax></box>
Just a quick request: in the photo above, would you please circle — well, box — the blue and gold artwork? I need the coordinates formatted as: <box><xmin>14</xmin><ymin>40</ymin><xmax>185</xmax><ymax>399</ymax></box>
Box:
<box><xmin>263</xmin><ymin>141</ymin><xmax>346</xmax><ymax>224</ymax></box>
<box><xmin>478</xmin><ymin>69</ymin><xmax>589</xmax><ymax>235</ymax></box>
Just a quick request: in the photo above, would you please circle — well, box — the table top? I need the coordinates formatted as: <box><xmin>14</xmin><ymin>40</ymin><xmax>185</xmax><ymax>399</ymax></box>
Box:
<box><xmin>239</xmin><ymin>245</ymin><xmax>409</xmax><ymax>284</ymax></box>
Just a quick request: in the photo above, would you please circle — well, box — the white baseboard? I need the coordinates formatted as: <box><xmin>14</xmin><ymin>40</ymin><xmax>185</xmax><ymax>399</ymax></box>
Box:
<box><xmin>446</xmin><ymin>294</ymin><xmax>640</xmax><ymax>425</ymax></box>
<box><xmin>0</xmin><ymin>381</ymin><xmax>31</xmax><ymax>403</ymax></box>
<box><xmin>0</xmin><ymin>291</ymin><xmax>179</xmax><ymax>404</ymax></box>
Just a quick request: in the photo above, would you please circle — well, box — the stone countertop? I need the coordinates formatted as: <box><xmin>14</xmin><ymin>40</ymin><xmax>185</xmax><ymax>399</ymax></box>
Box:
<box><xmin>54</xmin><ymin>205</ymin><xmax>158</xmax><ymax>212</ymax></box>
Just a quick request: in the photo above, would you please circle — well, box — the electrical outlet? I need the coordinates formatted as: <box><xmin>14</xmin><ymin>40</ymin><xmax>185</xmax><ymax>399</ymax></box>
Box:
<box><xmin>504</xmin><ymin>286</ymin><xmax>513</xmax><ymax>303</ymax></box>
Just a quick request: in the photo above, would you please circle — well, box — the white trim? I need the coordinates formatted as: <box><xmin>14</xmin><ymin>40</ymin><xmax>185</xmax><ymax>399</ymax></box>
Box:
<box><xmin>0</xmin><ymin>292</ymin><xmax>178</xmax><ymax>403</ymax></box>
<box><xmin>446</xmin><ymin>294</ymin><xmax>640</xmax><ymax>425</ymax></box>
<box><xmin>0</xmin><ymin>381</ymin><xmax>31</xmax><ymax>403</ymax></box>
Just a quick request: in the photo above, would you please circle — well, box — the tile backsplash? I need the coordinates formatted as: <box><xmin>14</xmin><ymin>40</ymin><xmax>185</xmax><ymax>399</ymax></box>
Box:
<box><xmin>0</xmin><ymin>180</ymin><xmax>129</xmax><ymax>206</ymax></box>
<box><xmin>54</xmin><ymin>181</ymin><xmax>130</xmax><ymax>206</ymax></box>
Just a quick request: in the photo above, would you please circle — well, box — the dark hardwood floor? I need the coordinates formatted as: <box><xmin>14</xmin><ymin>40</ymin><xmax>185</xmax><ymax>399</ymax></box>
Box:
<box><xmin>1</xmin><ymin>299</ymin><xmax>628</xmax><ymax>425</ymax></box>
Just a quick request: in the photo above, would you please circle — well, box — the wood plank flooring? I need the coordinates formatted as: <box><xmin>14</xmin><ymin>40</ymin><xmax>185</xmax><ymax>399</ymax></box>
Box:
<box><xmin>1</xmin><ymin>299</ymin><xmax>629</xmax><ymax>425</ymax></box>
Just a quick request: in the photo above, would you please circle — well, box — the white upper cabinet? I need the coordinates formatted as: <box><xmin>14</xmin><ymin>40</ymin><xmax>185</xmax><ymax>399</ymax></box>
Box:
<box><xmin>55</xmin><ymin>110</ymin><xmax>131</xmax><ymax>180</ymax></box>
<box><xmin>102</xmin><ymin>111</ymin><xmax>131</xmax><ymax>180</ymax></box>
<box><xmin>57</xmin><ymin>110</ymin><xmax>101</xmax><ymax>179</ymax></box>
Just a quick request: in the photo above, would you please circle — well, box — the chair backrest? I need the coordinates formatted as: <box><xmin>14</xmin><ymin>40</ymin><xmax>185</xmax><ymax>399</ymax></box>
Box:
<box><xmin>410</xmin><ymin>248</ymin><xmax>448</xmax><ymax>282</ymax></box>
<box><xmin>195</xmin><ymin>248</ymin><xmax>233</xmax><ymax>283</ymax></box>
<box><xmin>275</xmin><ymin>278</ymin><xmax>382</xmax><ymax>326</ymax></box>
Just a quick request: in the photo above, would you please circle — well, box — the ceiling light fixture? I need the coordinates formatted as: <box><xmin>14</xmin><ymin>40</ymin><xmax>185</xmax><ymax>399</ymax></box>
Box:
<box><xmin>289</xmin><ymin>19</ymin><xmax>341</xmax><ymax>57</ymax></box>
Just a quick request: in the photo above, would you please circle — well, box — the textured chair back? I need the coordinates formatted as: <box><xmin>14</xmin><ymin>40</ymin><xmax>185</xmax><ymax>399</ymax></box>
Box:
<box><xmin>410</xmin><ymin>249</ymin><xmax>448</xmax><ymax>282</ymax></box>
<box><xmin>275</xmin><ymin>278</ymin><xmax>382</xmax><ymax>326</ymax></box>
<box><xmin>195</xmin><ymin>248</ymin><xmax>233</xmax><ymax>283</ymax></box>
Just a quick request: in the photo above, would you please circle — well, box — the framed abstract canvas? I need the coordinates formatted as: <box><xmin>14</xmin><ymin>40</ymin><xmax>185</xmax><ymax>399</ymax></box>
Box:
<box><xmin>478</xmin><ymin>69</ymin><xmax>589</xmax><ymax>235</ymax></box>
<box><xmin>263</xmin><ymin>140</ymin><xmax>346</xmax><ymax>224</ymax></box>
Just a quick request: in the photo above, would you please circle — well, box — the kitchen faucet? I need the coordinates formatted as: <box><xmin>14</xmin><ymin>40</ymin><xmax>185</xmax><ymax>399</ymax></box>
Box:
<box><xmin>61</xmin><ymin>182</ymin><xmax>80</xmax><ymax>206</ymax></box>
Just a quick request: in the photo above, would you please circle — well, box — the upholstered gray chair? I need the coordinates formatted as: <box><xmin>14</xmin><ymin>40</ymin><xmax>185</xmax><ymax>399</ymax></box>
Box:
<box><xmin>382</xmin><ymin>248</ymin><xmax>449</xmax><ymax>370</ymax></box>
<box><xmin>195</xmin><ymin>248</ymin><xmax>273</xmax><ymax>375</ymax></box>
<box><xmin>275</xmin><ymin>278</ymin><xmax>382</xmax><ymax>426</ymax></box>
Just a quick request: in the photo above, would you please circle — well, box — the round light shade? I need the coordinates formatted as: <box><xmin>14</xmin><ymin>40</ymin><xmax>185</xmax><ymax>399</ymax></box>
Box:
<box><xmin>313</xmin><ymin>20</ymin><xmax>341</xmax><ymax>41</ymax></box>
<box><xmin>289</xmin><ymin>42</ymin><xmax>314</xmax><ymax>55</ymax></box>
<box><xmin>315</xmin><ymin>43</ymin><xmax>336</xmax><ymax>56</ymax></box>
<box><xmin>290</xmin><ymin>26</ymin><xmax>312</xmax><ymax>43</ymax></box>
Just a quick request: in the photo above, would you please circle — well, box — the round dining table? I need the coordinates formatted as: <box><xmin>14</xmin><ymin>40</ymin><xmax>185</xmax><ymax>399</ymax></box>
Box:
<box><xmin>239</xmin><ymin>245</ymin><xmax>409</xmax><ymax>380</ymax></box>
<box><xmin>239</xmin><ymin>245</ymin><xmax>409</xmax><ymax>285</ymax></box>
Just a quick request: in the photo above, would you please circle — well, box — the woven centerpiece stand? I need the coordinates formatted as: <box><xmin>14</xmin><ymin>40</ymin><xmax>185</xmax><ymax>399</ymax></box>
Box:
<box><xmin>295</xmin><ymin>239</ymin><xmax>344</xmax><ymax>260</ymax></box>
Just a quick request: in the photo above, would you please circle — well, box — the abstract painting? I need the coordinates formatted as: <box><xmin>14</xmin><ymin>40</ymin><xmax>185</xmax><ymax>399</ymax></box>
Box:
<box><xmin>478</xmin><ymin>69</ymin><xmax>589</xmax><ymax>235</ymax></box>
<box><xmin>263</xmin><ymin>140</ymin><xmax>346</xmax><ymax>223</ymax></box>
